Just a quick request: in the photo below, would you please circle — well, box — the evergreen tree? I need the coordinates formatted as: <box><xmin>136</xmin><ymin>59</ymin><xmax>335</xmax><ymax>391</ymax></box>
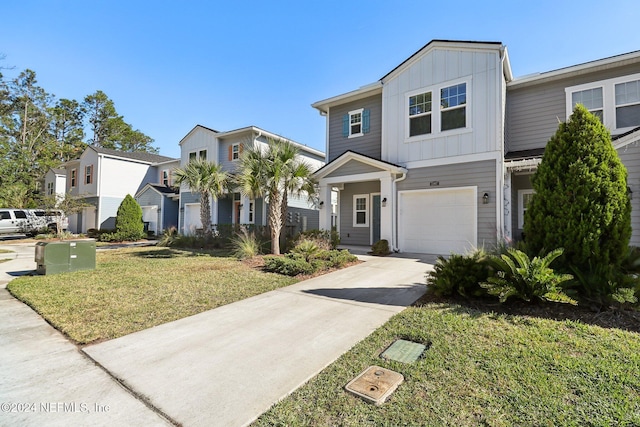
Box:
<box><xmin>524</xmin><ymin>104</ymin><xmax>631</xmax><ymax>271</ymax></box>
<box><xmin>115</xmin><ymin>194</ymin><xmax>145</xmax><ymax>240</ymax></box>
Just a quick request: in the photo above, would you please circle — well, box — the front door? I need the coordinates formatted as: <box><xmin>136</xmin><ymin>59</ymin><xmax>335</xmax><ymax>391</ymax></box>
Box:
<box><xmin>372</xmin><ymin>194</ymin><xmax>381</xmax><ymax>244</ymax></box>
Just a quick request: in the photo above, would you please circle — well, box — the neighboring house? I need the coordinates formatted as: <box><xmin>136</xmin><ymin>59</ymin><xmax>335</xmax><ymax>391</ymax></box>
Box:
<box><xmin>177</xmin><ymin>125</ymin><xmax>325</xmax><ymax>235</ymax></box>
<box><xmin>313</xmin><ymin>39</ymin><xmax>640</xmax><ymax>254</ymax></box>
<box><xmin>45</xmin><ymin>146</ymin><xmax>179</xmax><ymax>233</ymax></box>
<box><xmin>42</xmin><ymin>168</ymin><xmax>66</xmax><ymax>201</ymax></box>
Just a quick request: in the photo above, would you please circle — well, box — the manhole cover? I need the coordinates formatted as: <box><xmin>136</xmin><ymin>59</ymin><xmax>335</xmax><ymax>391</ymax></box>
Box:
<box><xmin>345</xmin><ymin>365</ymin><xmax>404</xmax><ymax>405</ymax></box>
<box><xmin>380</xmin><ymin>339</ymin><xmax>427</xmax><ymax>363</ymax></box>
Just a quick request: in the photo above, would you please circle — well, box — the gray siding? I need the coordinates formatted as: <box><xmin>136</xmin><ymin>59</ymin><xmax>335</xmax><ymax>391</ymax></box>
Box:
<box><xmin>506</xmin><ymin>63</ymin><xmax>640</xmax><ymax>153</ymax></box>
<box><xmin>339</xmin><ymin>181</ymin><xmax>381</xmax><ymax>246</ymax></box>
<box><xmin>325</xmin><ymin>160</ymin><xmax>384</xmax><ymax>178</ymax></box>
<box><xmin>163</xmin><ymin>198</ymin><xmax>179</xmax><ymax>230</ymax></box>
<box><xmin>328</xmin><ymin>94</ymin><xmax>382</xmax><ymax>162</ymax></box>
<box><xmin>283</xmin><ymin>207</ymin><xmax>320</xmax><ymax>236</ymax></box>
<box><xmin>218</xmin><ymin>137</ymin><xmax>247</xmax><ymax>173</ymax></box>
<box><xmin>397</xmin><ymin>160</ymin><xmax>498</xmax><ymax>247</ymax></box>
<box><xmin>255</xmin><ymin>198</ymin><xmax>264</xmax><ymax>226</ymax></box>
<box><xmin>136</xmin><ymin>188</ymin><xmax>162</xmax><ymax>232</ymax></box>
<box><xmin>618</xmin><ymin>143</ymin><xmax>640</xmax><ymax>246</ymax></box>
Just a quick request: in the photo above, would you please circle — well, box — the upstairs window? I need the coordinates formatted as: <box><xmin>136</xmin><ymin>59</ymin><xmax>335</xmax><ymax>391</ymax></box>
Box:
<box><xmin>342</xmin><ymin>109</ymin><xmax>370</xmax><ymax>137</ymax></box>
<box><xmin>572</xmin><ymin>87</ymin><xmax>603</xmax><ymax>121</ymax></box>
<box><xmin>440</xmin><ymin>83</ymin><xmax>467</xmax><ymax>131</ymax></box>
<box><xmin>162</xmin><ymin>169</ymin><xmax>170</xmax><ymax>186</ymax></box>
<box><xmin>189</xmin><ymin>150</ymin><xmax>207</xmax><ymax>162</ymax></box>
<box><xmin>70</xmin><ymin>169</ymin><xmax>77</xmax><ymax>188</ymax></box>
<box><xmin>232</xmin><ymin>143</ymin><xmax>241</xmax><ymax>160</ymax></box>
<box><xmin>615</xmin><ymin>80</ymin><xmax>640</xmax><ymax>128</ymax></box>
<box><xmin>409</xmin><ymin>92</ymin><xmax>432</xmax><ymax>136</ymax></box>
<box><xmin>85</xmin><ymin>165</ymin><xmax>93</xmax><ymax>185</ymax></box>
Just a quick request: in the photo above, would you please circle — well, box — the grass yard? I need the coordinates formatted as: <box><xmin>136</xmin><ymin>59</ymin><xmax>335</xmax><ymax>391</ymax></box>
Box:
<box><xmin>254</xmin><ymin>302</ymin><xmax>640</xmax><ymax>427</ymax></box>
<box><xmin>7</xmin><ymin>247</ymin><xmax>297</xmax><ymax>344</ymax></box>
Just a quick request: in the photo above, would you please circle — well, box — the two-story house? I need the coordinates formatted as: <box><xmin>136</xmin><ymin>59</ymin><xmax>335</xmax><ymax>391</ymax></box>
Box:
<box><xmin>314</xmin><ymin>39</ymin><xmax>640</xmax><ymax>255</ymax></box>
<box><xmin>45</xmin><ymin>146</ymin><xmax>179</xmax><ymax>233</ymax></box>
<box><xmin>177</xmin><ymin>125</ymin><xmax>325</xmax><ymax>235</ymax></box>
<box><xmin>505</xmin><ymin>50</ymin><xmax>640</xmax><ymax>246</ymax></box>
<box><xmin>314</xmin><ymin>40</ymin><xmax>510</xmax><ymax>254</ymax></box>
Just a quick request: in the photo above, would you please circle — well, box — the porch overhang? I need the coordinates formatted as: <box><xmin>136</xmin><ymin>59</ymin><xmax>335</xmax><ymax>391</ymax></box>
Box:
<box><xmin>313</xmin><ymin>150</ymin><xmax>407</xmax><ymax>181</ymax></box>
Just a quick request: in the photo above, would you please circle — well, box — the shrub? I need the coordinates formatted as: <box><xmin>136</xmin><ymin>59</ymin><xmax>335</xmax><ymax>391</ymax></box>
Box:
<box><xmin>481</xmin><ymin>248</ymin><xmax>576</xmax><ymax>304</ymax></box>
<box><xmin>426</xmin><ymin>250</ymin><xmax>489</xmax><ymax>298</ymax></box>
<box><xmin>371</xmin><ymin>239</ymin><xmax>391</xmax><ymax>256</ymax></box>
<box><xmin>264</xmin><ymin>254</ymin><xmax>316</xmax><ymax>276</ymax></box>
<box><xmin>230</xmin><ymin>228</ymin><xmax>261</xmax><ymax>260</ymax></box>
<box><xmin>115</xmin><ymin>195</ymin><xmax>145</xmax><ymax>241</ymax></box>
<box><xmin>157</xmin><ymin>227</ymin><xmax>179</xmax><ymax>247</ymax></box>
<box><xmin>315</xmin><ymin>249</ymin><xmax>358</xmax><ymax>269</ymax></box>
<box><xmin>569</xmin><ymin>263</ymin><xmax>638</xmax><ymax>307</ymax></box>
<box><xmin>293</xmin><ymin>229</ymin><xmax>339</xmax><ymax>250</ymax></box>
<box><xmin>524</xmin><ymin>105</ymin><xmax>631</xmax><ymax>273</ymax></box>
<box><xmin>291</xmin><ymin>239</ymin><xmax>321</xmax><ymax>262</ymax></box>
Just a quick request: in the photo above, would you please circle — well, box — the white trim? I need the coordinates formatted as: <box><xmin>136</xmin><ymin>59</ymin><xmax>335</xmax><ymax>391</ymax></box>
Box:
<box><xmin>347</xmin><ymin>108</ymin><xmax>364</xmax><ymax>138</ymax></box>
<box><xmin>314</xmin><ymin>151</ymin><xmax>407</xmax><ymax>179</ymax></box>
<box><xmin>322</xmin><ymin>171</ymin><xmax>396</xmax><ymax>186</ymax></box>
<box><xmin>504</xmin><ymin>157</ymin><xmax>542</xmax><ymax>172</ymax></box>
<box><xmin>404</xmin><ymin>76</ymin><xmax>472</xmax><ymax>143</ymax></box>
<box><xmin>312</xmin><ymin>82</ymin><xmax>382</xmax><ymax>113</ymax></box>
<box><xmin>517</xmin><ymin>189</ymin><xmax>535</xmax><ymax>229</ymax></box>
<box><xmin>353</xmin><ymin>194</ymin><xmax>369</xmax><ymax>228</ymax></box>
<box><xmin>231</xmin><ymin>143</ymin><xmax>241</xmax><ymax>161</ymax></box>
<box><xmin>405</xmin><ymin>151</ymin><xmax>501</xmax><ymax>169</ymax></box>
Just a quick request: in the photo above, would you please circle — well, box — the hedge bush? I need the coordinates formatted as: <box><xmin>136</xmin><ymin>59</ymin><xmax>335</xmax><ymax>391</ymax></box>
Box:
<box><xmin>115</xmin><ymin>195</ymin><xmax>145</xmax><ymax>241</ymax></box>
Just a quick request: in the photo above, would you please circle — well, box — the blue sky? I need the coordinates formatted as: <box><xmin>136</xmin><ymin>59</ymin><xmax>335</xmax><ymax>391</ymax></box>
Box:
<box><xmin>2</xmin><ymin>1</ymin><xmax>639</xmax><ymax>158</ymax></box>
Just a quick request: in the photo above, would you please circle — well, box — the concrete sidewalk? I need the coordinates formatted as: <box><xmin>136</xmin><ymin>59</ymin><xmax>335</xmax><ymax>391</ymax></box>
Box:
<box><xmin>0</xmin><ymin>243</ymin><xmax>170</xmax><ymax>426</ymax></box>
<box><xmin>84</xmin><ymin>254</ymin><xmax>429</xmax><ymax>426</ymax></box>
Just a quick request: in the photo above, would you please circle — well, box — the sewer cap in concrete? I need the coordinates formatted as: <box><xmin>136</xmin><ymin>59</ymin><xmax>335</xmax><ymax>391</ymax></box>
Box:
<box><xmin>380</xmin><ymin>339</ymin><xmax>426</xmax><ymax>363</ymax></box>
<box><xmin>345</xmin><ymin>365</ymin><xmax>404</xmax><ymax>405</ymax></box>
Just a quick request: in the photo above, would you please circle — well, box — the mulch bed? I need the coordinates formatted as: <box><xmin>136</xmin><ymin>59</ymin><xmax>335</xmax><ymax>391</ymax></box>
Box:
<box><xmin>415</xmin><ymin>292</ymin><xmax>640</xmax><ymax>334</ymax></box>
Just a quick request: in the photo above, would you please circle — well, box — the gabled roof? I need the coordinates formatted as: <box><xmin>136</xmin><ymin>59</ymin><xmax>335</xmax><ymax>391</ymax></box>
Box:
<box><xmin>89</xmin><ymin>146</ymin><xmax>176</xmax><ymax>164</ymax></box>
<box><xmin>178</xmin><ymin>124</ymin><xmax>219</xmax><ymax>146</ymax></box>
<box><xmin>313</xmin><ymin>150</ymin><xmax>406</xmax><ymax>179</ymax></box>
<box><xmin>312</xmin><ymin>40</ymin><xmax>509</xmax><ymax>113</ymax></box>
<box><xmin>135</xmin><ymin>183</ymin><xmax>180</xmax><ymax>198</ymax></box>
<box><xmin>50</xmin><ymin>168</ymin><xmax>66</xmax><ymax>175</ymax></box>
<box><xmin>504</xmin><ymin>148</ymin><xmax>545</xmax><ymax>161</ymax></box>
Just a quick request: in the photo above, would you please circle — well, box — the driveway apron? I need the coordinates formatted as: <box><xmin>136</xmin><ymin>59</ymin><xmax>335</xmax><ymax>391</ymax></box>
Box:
<box><xmin>83</xmin><ymin>254</ymin><xmax>429</xmax><ymax>427</ymax></box>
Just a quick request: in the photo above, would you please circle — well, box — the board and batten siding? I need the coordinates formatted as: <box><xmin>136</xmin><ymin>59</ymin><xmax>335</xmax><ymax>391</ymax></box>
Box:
<box><xmin>180</xmin><ymin>127</ymin><xmax>218</xmax><ymax>165</ymax></box>
<box><xmin>383</xmin><ymin>48</ymin><xmax>503</xmax><ymax>165</ymax></box>
<box><xmin>136</xmin><ymin>188</ymin><xmax>163</xmax><ymax>231</ymax></box>
<box><xmin>339</xmin><ymin>181</ymin><xmax>380</xmax><ymax>246</ymax></box>
<box><xmin>618</xmin><ymin>143</ymin><xmax>640</xmax><ymax>246</ymax></box>
<box><xmin>396</xmin><ymin>159</ymin><xmax>497</xmax><ymax>247</ymax></box>
<box><xmin>328</xmin><ymin>94</ymin><xmax>382</xmax><ymax>162</ymax></box>
<box><xmin>506</xmin><ymin>63</ymin><xmax>640</xmax><ymax>153</ymax></box>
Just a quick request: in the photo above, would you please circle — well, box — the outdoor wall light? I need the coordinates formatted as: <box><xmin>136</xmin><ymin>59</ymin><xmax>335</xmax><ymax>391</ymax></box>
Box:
<box><xmin>483</xmin><ymin>193</ymin><xmax>489</xmax><ymax>204</ymax></box>
<box><xmin>319</xmin><ymin>201</ymin><xmax>325</xmax><ymax>208</ymax></box>
<box><xmin>381</xmin><ymin>197</ymin><xmax>387</xmax><ymax>207</ymax></box>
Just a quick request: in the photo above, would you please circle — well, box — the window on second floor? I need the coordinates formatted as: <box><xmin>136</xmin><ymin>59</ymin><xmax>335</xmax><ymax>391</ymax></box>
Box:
<box><xmin>189</xmin><ymin>150</ymin><xmax>207</xmax><ymax>162</ymax></box>
<box><xmin>85</xmin><ymin>165</ymin><xmax>93</xmax><ymax>185</ymax></box>
<box><xmin>70</xmin><ymin>169</ymin><xmax>77</xmax><ymax>188</ymax></box>
<box><xmin>162</xmin><ymin>169</ymin><xmax>170</xmax><ymax>186</ymax></box>
<box><xmin>406</xmin><ymin>79</ymin><xmax>469</xmax><ymax>140</ymax></box>
<box><xmin>232</xmin><ymin>143</ymin><xmax>241</xmax><ymax>160</ymax></box>
<box><xmin>566</xmin><ymin>73</ymin><xmax>640</xmax><ymax>132</ymax></box>
<box><xmin>342</xmin><ymin>109</ymin><xmax>370</xmax><ymax>138</ymax></box>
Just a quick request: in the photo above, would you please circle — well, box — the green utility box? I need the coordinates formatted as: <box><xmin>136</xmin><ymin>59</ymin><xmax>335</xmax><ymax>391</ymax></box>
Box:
<box><xmin>35</xmin><ymin>240</ymin><xmax>96</xmax><ymax>275</ymax></box>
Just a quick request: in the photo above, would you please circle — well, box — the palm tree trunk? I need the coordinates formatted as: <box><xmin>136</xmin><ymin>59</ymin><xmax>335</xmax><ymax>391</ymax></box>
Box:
<box><xmin>268</xmin><ymin>190</ymin><xmax>283</xmax><ymax>255</ymax></box>
<box><xmin>200</xmin><ymin>192</ymin><xmax>212</xmax><ymax>238</ymax></box>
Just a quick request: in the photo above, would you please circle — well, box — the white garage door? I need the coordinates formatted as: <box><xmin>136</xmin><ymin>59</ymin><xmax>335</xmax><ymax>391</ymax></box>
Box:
<box><xmin>399</xmin><ymin>187</ymin><xmax>477</xmax><ymax>254</ymax></box>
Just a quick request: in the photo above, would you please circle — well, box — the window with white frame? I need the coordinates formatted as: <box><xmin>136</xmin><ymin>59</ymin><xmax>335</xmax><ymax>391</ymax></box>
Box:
<box><xmin>615</xmin><ymin>79</ymin><xmax>640</xmax><ymax>128</ymax></box>
<box><xmin>232</xmin><ymin>143</ymin><xmax>240</xmax><ymax>160</ymax></box>
<box><xmin>409</xmin><ymin>92</ymin><xmax>432</xmax><ymax>136</ymax></box>
<box><xmin>162</xmin><ymin>169</ymin><xmax>170</xmax><ymax>186</ymax></box>
<box><xmin>440</xmin><ymin>83</ymin><xmax>467</xmax><ymax>131</ymax></box>
<box><xmin>353</xmin><ymin>194</ymin><xmax>368</xmax><ymax>227</ymax></box>
<box><xmin>70</xmin><ymin>169</ymin><xmax>77</xmax><ymax>188</ymax></box>
<box><xmin>47</xmin><ymin>182</ymin><xmax>54</xmax><ymax>195</ymax></box>
<box><xmin>85</xmin><ymin>165</ymin><xmax>93</xmax><ymax>185</ymax></box>
<box><xmin>348</xmin><ymin>108</ymin><xmax>363</xmax><ymax>137</ymax></box>
<box><xmin>566</xmin><ymin>73</ymin><xmax>640</xmax><ymax>132</ymax></box>
<box><xmin>518</xmin><ymin>189</ymin><xmax>535</xmax><ymax>229</ymax></box>
<box><xmin>406</xmin><ymin>78</ymin><xmax>470</xmax><ymax>140</ymax></box>
<box><xmin>189</xmin><ymin>150</ymin><xmax>207</xmax><ymax>162</ymax></box>
<box><xmin>572</xmin><ymin>87</ymin><xmax>603</xmax><ymax>121</ymax></box>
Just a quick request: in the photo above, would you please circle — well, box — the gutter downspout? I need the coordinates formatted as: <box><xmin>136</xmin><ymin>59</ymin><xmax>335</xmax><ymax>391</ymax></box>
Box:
<box><xmin>392</xmin><ymin>171</ymin><xmax>407</xmax><ymax>252</ymax></box>
<box><xmin>96</xmin><ymin>154</ymin><xmax>102</xmax><ymax>231</ymax></box>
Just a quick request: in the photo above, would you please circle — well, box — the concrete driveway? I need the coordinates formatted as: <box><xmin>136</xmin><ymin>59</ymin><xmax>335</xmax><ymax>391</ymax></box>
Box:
<box><xmin>1</xmin><ymin>242</ymin><xmax>431</xmax><ymax>426</ymax></box>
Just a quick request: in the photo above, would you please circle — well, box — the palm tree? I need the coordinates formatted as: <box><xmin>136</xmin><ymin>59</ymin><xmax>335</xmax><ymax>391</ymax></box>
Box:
<box><xmin>236</xmin><ymin>137</ymin><xmax>316</xmax><ymax>255</ymax></box>
<box><xmin>173</xmin><ymin>158</ymin><xmax>229</xmax><ymax>237</ymax></box>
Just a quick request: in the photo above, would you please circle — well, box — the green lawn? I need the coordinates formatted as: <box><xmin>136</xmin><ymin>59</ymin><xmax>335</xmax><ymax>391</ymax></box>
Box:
<box><xmin>7</xmin><ymin>247</ymin><xmax>297</xmax><ymax>344</ymax></box>
<box><xmin>254</xmin><ymin>302</ymin><xmax>640</xmax><ymax>427</ymax></box>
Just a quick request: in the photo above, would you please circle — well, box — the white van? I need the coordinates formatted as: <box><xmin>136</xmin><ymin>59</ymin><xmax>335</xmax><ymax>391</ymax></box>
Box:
<box><xmin>0</xmin><ymin>209</ymin><xmax>36</xmax><ymax>236</ymax></box>
<box><xmin>27</xmin><ymin>209</ymin><xmax>69</xmax><ymax>234</ymax></box>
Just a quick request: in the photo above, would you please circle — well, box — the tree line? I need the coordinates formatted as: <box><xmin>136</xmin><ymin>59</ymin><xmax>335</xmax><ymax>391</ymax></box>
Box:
<box><xmin>0</xmin><ymin>60</ymin><xmax>157</xmax><ymax>207</ymax></box>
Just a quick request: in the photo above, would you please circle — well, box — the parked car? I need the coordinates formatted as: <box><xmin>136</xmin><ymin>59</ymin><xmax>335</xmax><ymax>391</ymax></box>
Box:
<box><xmin>0</xmin><ymin>208</ymin><xmax>37</xmax><ymax>236</ymax></box>
<box><xmin>27</xmin><ymin>209</ymin><xmax>69</xmax><ymax>234</ymax></box>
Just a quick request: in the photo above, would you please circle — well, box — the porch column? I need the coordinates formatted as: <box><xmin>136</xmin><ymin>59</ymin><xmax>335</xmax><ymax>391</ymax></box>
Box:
<box><xmin>318</xmin><ymin>183</ymin><xmax>332</xmax><ymax>230</ymax></box>
<box><xmin>380</xmin><ymin>175</ymin><xmax>393</xmax><ymax>243</ymax></box>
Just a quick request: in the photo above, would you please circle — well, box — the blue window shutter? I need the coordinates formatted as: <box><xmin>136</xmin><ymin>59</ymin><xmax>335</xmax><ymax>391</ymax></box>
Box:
<box><xmin>363</xmin><ymin>109</ymin><xmax>370</xmax><ymax>134</ymax></box>
<box><xmin>342</xmin><ymin>114</ymin><xmax>349</xmax><ymax>137</ymax></box>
